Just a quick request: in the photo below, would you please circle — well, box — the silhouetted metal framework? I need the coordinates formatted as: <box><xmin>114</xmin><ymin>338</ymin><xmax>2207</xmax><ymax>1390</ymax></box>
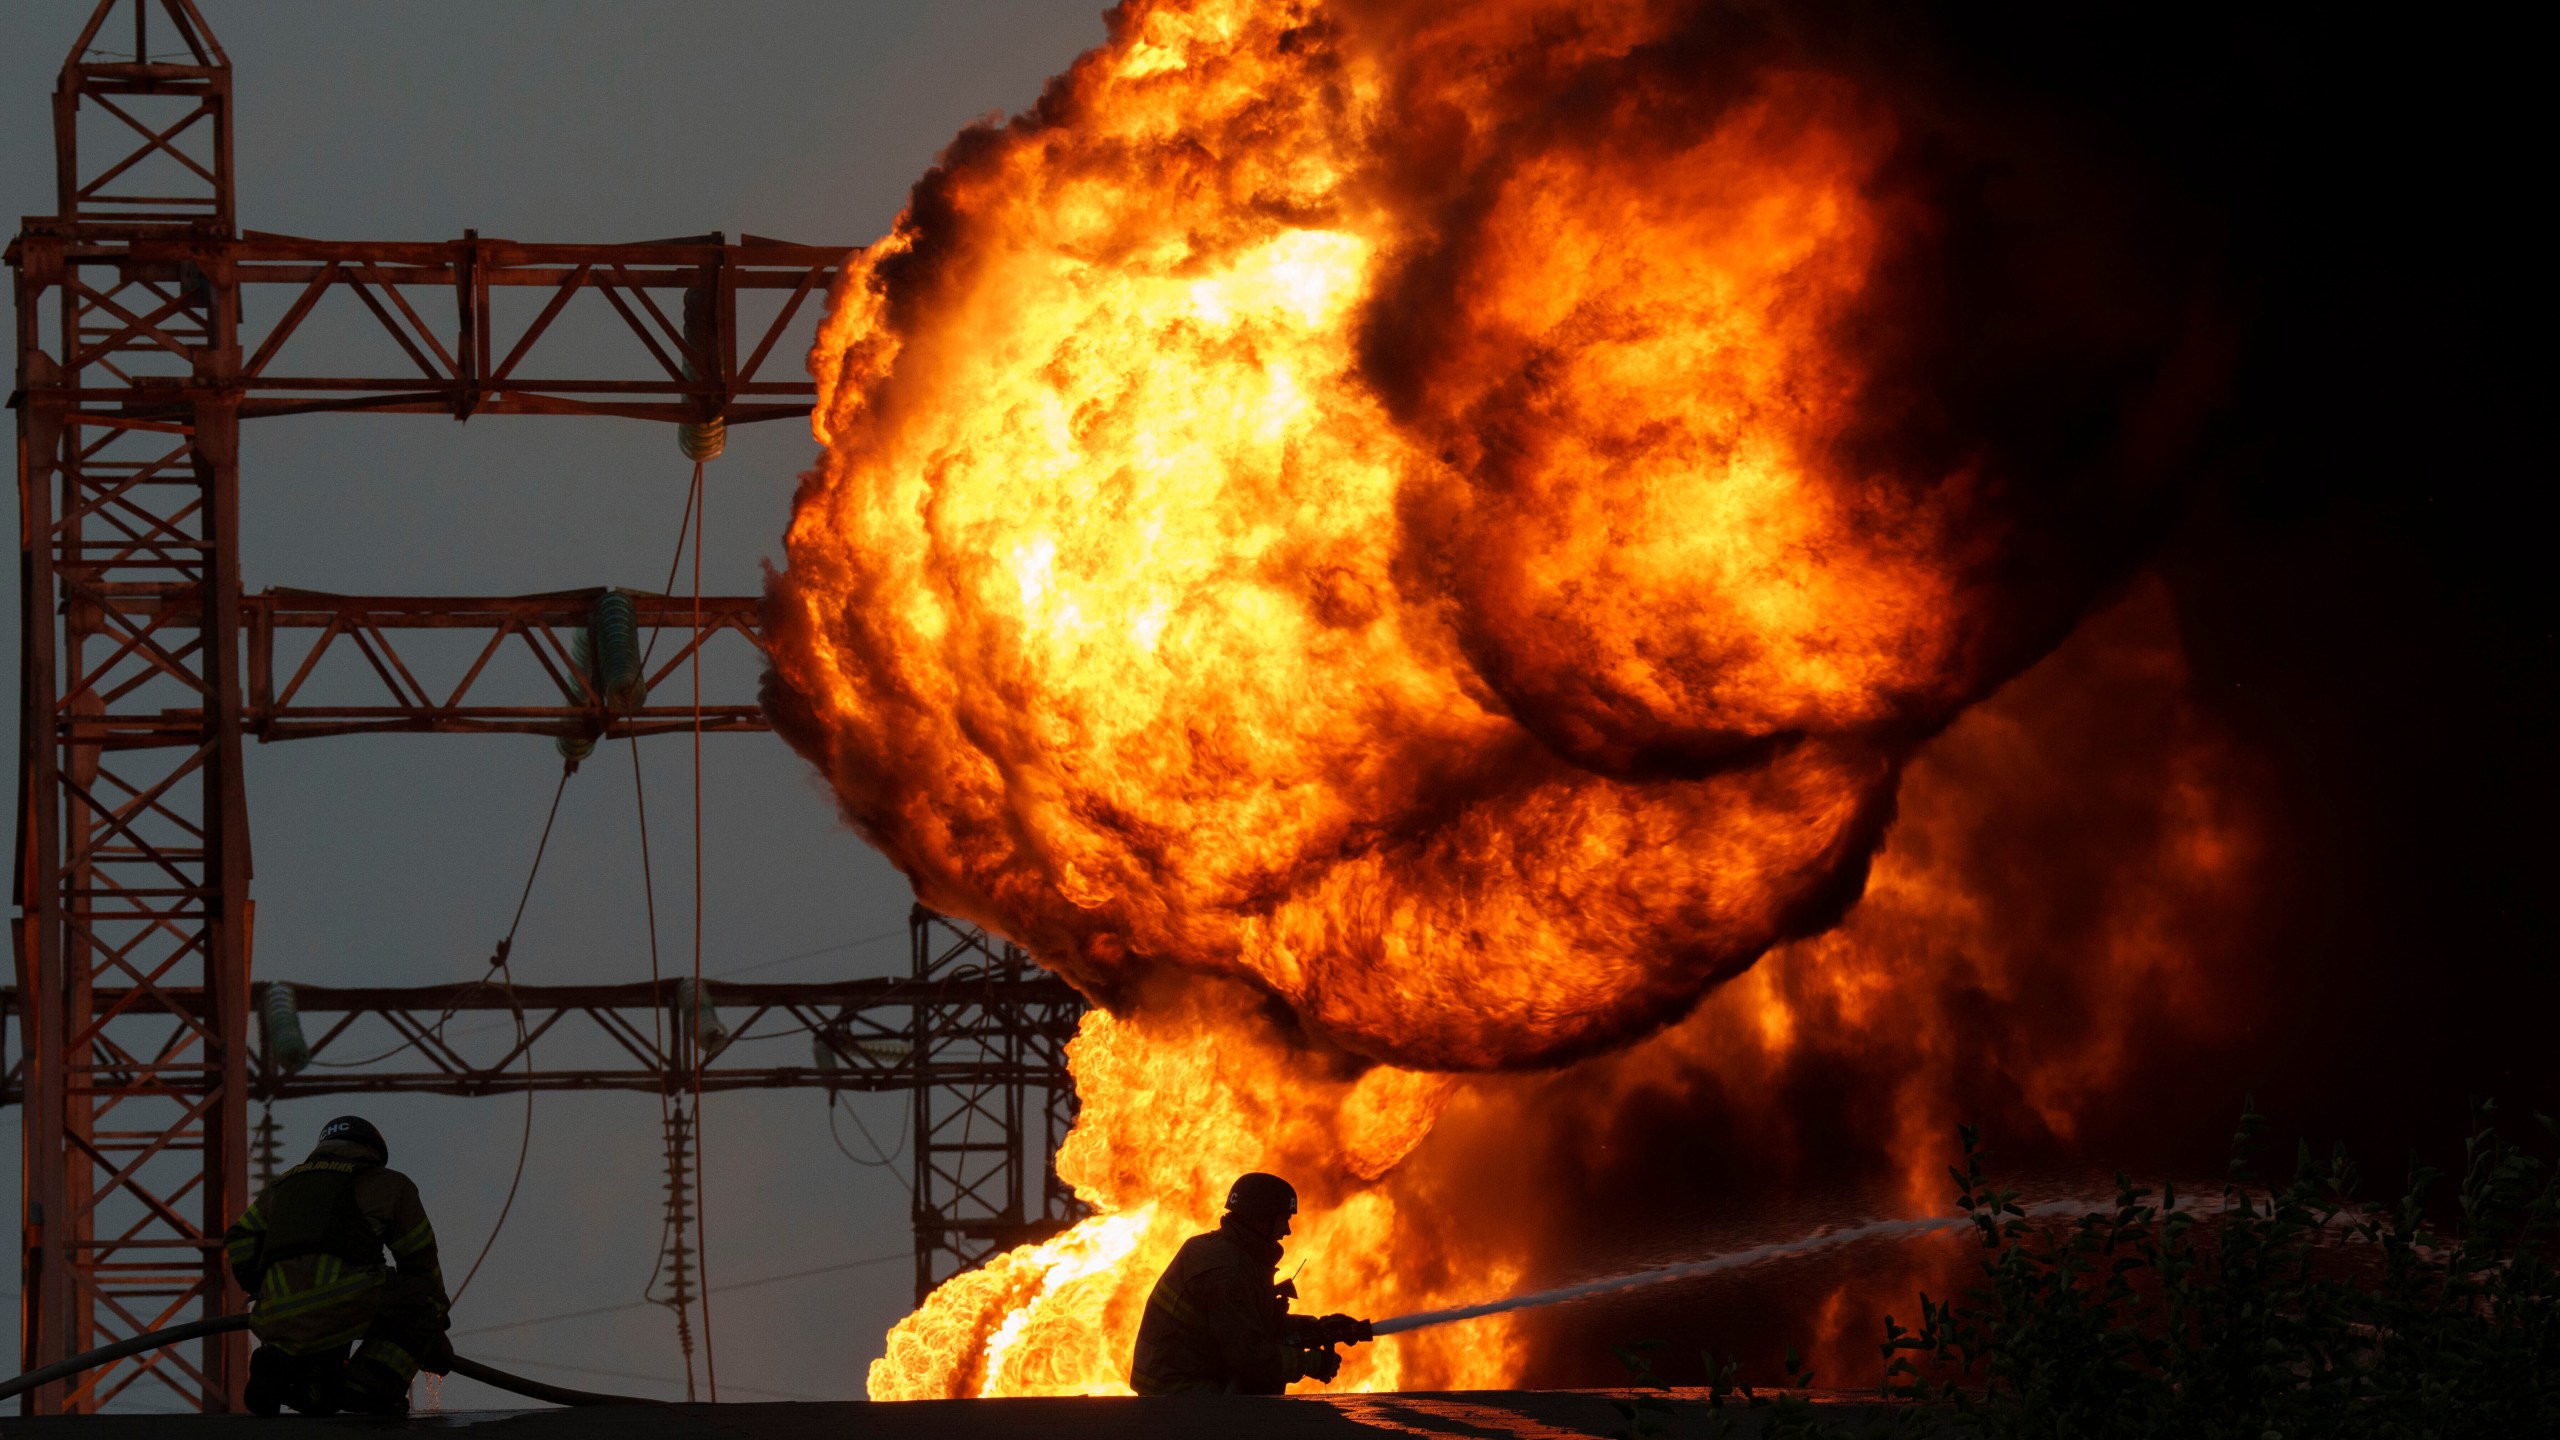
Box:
<box><xmin>238</xmin><ymin>590</ymin><xmax>768</xmax><ymax>742</ymax></box>
<box><xmin>0</xmin><ymin>957</ymin><xmax>1087</xmax><ymax>1106</ymax></box>
<box><xmin>8</xmin><ymin>5</ymin><xmax>247</xmax><ymax>1413</ymax></box>
<box><xmin>910</xmin><ymin>909</ymin><xmax>1089</xmax><ymax>1305</ymax></box>
<box><xmin>7</xmin><ymin>0</ymin><xmax>891</xmax><ymax>1413</ymax></box>
<box><xmin>0</xmin><ymin>909</ymin><xmax>1093</xmax><ymax>1307</ymax></box>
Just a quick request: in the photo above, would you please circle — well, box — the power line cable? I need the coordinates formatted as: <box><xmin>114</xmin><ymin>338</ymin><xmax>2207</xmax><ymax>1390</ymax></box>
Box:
<box><xmin>447</xmin><ymin>763</ymin><xmax>574</xmax><ymax>1305</ymax></box>
<box><xmin>451</xmin><ymin>1249</ymin><xmax>908</xmax><ymax>1339</ymax></box>
<box><xmin>304</xmin><ymin>461</ymin><xmax>703</xmax><ymax>1076</ymax></box>
<box><xmin>827</xmin><ymin>1096</ymin><xmax>913</xmax><ymax>1198</ymax></box>
<box><xmin>709</xmin><ymin>926</ymin><xmax>907</xmax><ymax>980</ymax></box>
<box><xmin>632</xmin><ymin>452</ymin><xmax>709</xmax><ymax>1399</ymax></box>
<box><xmin>687</xmin><ymin>458</ymin><xmax>720</xmax><ymax>1403</ymax></box>
<box><xmin>345</xmin><ymin>923</ymin><xmax>913</xmax><ymax>1056</ymax></box>
<box><xmin>630</xmin><ymin>730</ymin><xmax>701</xmax><ymax>1401</ymax></box>
<box><xmin>309</xmin><ymin>458</ymin><xmax>695</xmax><ymax>1076</ymax></box>
<box><xmin>635</xmin><ymin>463</ymin><xmax>701</xmax><ymax>672</ymax></box>
<box><xmin>448</xmin><ymin>975</ymin><xmax>533</xmax><ymax>1307</ymax></box>
<box><xmin>461</xmin><ymin>1352</ymin><xmax>824</xmax><ymax>1402</ymax></box>
<box><xmin>305</xmin><ymin>765</ymin><xmax>574</xmax><ymax>1071</ymax></box>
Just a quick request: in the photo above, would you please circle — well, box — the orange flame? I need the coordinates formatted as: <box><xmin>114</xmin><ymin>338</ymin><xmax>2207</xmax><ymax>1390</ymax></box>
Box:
<box><xmin>859</xmin><ymin>580</ymin><xmax>2255</xmax><ymax>1397</ymax></box>
<box><xmin>868</xmin><ymin>989</ymin><xmax>1518</xmax><ymax>1398</ymax></box>
<box><xmin>1418</xmin><ymin>578</ymin><xmax>2263</xmax><ymax>1382</ymax></box>
<box><xmin>766</xmin><ymin>0</ymin><xmax>2236</xmax><ymax>1400</ymax></box>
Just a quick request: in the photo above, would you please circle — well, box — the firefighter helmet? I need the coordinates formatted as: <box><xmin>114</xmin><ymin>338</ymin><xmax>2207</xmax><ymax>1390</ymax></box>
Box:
<box><xmin>319</xmin><ymin>1114</ymin><xmax>388</xmax><ymax>1162</ymax></box>
<box><xmin>1225</xmin><ymin>1172</ymin><xmax>1298</xmax><ymax>1220</ymax></box>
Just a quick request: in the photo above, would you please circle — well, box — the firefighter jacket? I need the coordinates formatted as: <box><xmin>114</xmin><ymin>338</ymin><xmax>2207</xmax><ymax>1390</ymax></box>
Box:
<box><xmin>1129</xmin><ymin>1217</ymin><xmax>1309</xmax><ymax>1395</ymax></box>
<box><xmin>222</xmin><ymin>1140</ymin><xmax>450</xmax><ymax>1356</ymax></box>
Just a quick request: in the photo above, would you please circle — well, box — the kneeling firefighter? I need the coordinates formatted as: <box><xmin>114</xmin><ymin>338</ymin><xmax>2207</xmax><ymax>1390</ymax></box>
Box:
<box><xmin>222</xmin><ymin>1116</ymin><xmax>455</xmax><ymax>1415</ymax></box>
<box><xmin>1129</xmin><ymin>1172</ymin><xmax>1375</xmax><ymax>1395</ymax></box>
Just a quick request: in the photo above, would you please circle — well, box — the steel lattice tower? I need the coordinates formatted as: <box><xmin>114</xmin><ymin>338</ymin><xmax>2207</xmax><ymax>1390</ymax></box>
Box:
<box><xmin>11</xmin><ymin>5</ymin><xmax>1087</xmax><ymax>1410</ymax></box>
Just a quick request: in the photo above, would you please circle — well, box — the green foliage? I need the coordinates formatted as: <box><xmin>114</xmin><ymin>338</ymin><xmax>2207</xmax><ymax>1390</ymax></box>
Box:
<box><xmin>1606</xmin><ymin>1339</ymin><xmax>1677</xmax><ymax>1439</ymax></box>
<box><xmin>1889</xmin><ymin>1102</ymin><xmax>2560</xmax><ymax>1436</ymax></box>
<box><xmin>1621</xmin><ymin>1104</ymin><xmax>2559</xmax><ymax>1437</ymax></box>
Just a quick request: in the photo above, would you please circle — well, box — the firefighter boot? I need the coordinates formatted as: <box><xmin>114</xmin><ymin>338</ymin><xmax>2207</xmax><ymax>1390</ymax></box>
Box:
<box><xmin>341</xmin><ymin>1345</ymin><xmax>414</xmax><ymax>1416</ymax></box>
<box><xmin>243</xmin><ymin>1345</ymin><xmax>286</xmax><ymax>1417</ymax></box>
<box><xmin>281</xmin><ymin>1351</ymin><xmax>345</xmax><ymax>1417</ymax></box>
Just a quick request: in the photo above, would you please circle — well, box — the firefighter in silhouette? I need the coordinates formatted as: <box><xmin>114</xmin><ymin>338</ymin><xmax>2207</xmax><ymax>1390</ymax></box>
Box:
<box><xmin>223</xmin><ymin>1116</ymin><xmax>455</xmax><ymax>1415</ymax></box>
<box><xmin>1129</xmin><ymin>1172</ymin><xmax>1374</xmax><ymax>1394</ymax></box>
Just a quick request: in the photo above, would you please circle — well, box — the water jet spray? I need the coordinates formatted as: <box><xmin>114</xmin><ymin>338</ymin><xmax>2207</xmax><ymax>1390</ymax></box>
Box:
<box><xmin>1371</xmin><ymin>1200</ymin><xmax>2108</xmax><ymax>1337</ymax></box>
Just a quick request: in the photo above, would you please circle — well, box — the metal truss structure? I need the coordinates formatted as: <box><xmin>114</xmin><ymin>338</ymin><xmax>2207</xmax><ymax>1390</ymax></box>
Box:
<box><xmin>10</xmin><ymin>7</ymin><xmax>253</xmax><ymax>1411</ymax></box>
<box><xmin>908</xmin><ymin>910</ymin><xmax>1088</xmax><ymax>1305</ymax></box>
<box><xmin>0</xmin><ymin>906</ymin><xmax>1090</xmax><ymax>1302</ymax></box>
<box><xmin>6</xmin><ymin>1</ymin><xmax>1082</xmax><ymax>1413</ymax></box>
<box><xmin>239</xmin><ymin>590</ymin><xmax>766</xmax><ymax>743</ymax></box>
<box><xmin>45</xmin><ymin>231</ymin><xmax>839</xmax><ymax>426</ymax></box>
<box><xmin>0</xmin><ymin>936</ymin><xmax>1084</xmax><ymax>1106</ymax></box>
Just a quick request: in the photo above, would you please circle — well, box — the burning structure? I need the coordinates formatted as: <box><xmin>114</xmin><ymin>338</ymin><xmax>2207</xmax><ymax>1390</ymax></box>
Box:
<box><xmin>762</xmin><ymin>0</ymin><xmax>2552</xmax><ymax>1401</ymax></box>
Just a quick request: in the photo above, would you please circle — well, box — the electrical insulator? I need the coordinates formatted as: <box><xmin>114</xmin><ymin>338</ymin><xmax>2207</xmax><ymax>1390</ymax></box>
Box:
<box><xmin>677</xmin><ymin>415</ymin><xmax>725</xmax><ymax>463</ymax></box>
<box><xmin>259</xmin><ymin>982</ymin><xmax>311</xmax><ymax>1075</ymax></box>
<box><xmin>558</xmin><ymin>588</ymin><xmax>649</xmax><ymax>763</ymax></box>
<box><xmin>672</xmin><ymin>977</ymin><xmax>732</xmax><ymax>1063</ymax></box>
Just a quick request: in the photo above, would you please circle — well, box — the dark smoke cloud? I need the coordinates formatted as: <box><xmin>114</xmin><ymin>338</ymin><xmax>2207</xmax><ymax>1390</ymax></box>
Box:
<box><xmin>1378</xmin><ymin>0</ymin><xmax>2557</xmax><ymax>1387</ymax></box>
<box><xmin>1358</xmin><ymin>0</ymin><xmax>2236</xmax><ymax>777</ymax></box>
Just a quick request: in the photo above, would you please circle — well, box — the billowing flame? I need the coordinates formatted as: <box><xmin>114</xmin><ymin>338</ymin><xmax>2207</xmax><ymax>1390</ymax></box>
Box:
<box><xmin>859</xmin><ymin>579</ymin><xmax>2252</xmax><ymax>1398</ymax></box>
<box><xmin>766</xmin><ymin>0</ymin><xmax>2236</xmax><ymax>1401</ymax></box>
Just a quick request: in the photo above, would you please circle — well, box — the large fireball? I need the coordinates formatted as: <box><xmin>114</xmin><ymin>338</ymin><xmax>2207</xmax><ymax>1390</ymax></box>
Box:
<box><xmin>764</xmin><ymin>0</ymin><xmax>2226</xmax><ymax>1071</ymax></box>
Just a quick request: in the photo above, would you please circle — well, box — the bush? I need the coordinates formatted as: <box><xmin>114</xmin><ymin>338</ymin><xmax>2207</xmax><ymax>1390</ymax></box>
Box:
<box><xmin>1620</xmin><ymin>1105</ymin><xmax>2558</xmax><ymax>1437</ymax></box>
<box><xmin>1885</xmin><ymin>1103</ymin><xmax>2559</xmax><ymax>1436</ymax></box>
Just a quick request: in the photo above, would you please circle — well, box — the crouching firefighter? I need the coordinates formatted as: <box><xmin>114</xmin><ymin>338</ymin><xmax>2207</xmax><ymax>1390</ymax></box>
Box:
<box><xmin>222</xmin><ymin>1116</ymin><xmax>456</xmax><ymax>1415</ymax></box>
<box><xmin>1129</xmin><ymin>1172</ymin><xmax>1375</xmax><ymax>1395</ymax></box>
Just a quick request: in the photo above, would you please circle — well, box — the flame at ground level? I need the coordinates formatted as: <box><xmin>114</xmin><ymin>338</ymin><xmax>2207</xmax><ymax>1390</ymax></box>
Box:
<box><xmin>870</xmin><ymin>991</ymin><xmax>1523</xmax><ymax>1398</ymax></box>
<box><xmin>869</xmin><ymin>581</ymin><xmax>2260</xmax><ymax>1398</ymax></box>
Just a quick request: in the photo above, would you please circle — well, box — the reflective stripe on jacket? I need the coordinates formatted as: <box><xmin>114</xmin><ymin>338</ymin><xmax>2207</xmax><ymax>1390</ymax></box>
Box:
<box><xmin>222</xmin><ymin>1139</ymin><xmax>451</xmax><ymax>1356</ymax></box>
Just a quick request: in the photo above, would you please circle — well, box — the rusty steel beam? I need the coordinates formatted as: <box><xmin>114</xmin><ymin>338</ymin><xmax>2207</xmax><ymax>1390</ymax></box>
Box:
<box><xmin>908</xmin><ymin>911</ymin><xmax>1088</xmax><ymax>1304</ymax></box>
<box><xmin>0</xmin><ymin>970</ymin><xmax>1088</xmax><ymax>1104</ymax></box>
<box><xmin>13</xmin><ymin>0</ymin><xmax>249</xmax><ymax>1413</ymax></box>
<box><xmin>5</xmin><ymin>229</ymin><xmax>842</xmax><ymax>424</ymax></box>
<box><xmin>13</xmin><ymin>914</ymin><xmax>1090</xmax><ymax>1317</ymax></box>
<box><xmin>237</xmin><ymin>588</ymin><xmax>768</xmax><ymax>742</ymax></box>
<box><xmin>10</xmin><ymin>1</ymin><xmax>851</xmax><ymax>1414</ymax></box>
<box><xmin>36</xmin><ymin>589</ymin><xmax>772</xmax><ymax>747</ymax></box>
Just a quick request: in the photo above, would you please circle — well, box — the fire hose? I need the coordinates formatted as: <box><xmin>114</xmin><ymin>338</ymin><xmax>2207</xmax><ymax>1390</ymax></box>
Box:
<box><xmin>0</xmin><ymin>1313</ymin><xmax>656</xmax><ymax>1408</ymax></box>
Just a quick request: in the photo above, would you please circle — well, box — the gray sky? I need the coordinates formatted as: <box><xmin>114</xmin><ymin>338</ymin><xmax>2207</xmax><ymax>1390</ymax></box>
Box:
<box><xmin>3</xmin><ymin>0</ymin><xmax>1110</xmax><ymax>1411</ymax></box>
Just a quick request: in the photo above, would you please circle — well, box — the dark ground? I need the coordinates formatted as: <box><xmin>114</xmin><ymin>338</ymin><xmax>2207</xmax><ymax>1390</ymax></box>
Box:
<box><xmin>0</xmin><ymin>1391</ymin><xmax>1930</xmax><ymax>1438</ymax></box>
